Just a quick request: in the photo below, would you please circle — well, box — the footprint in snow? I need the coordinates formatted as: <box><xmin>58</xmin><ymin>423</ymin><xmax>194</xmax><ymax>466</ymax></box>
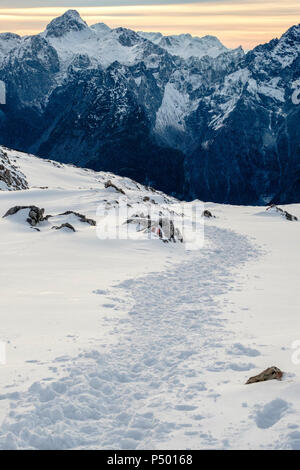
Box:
<box><xmin>286</xmin><ymin>431</ymin><xmax>300</xmax><ymax>450</ymax></box>
<box><xmin>175</xmin><ymin>404</ymin><xmax>198</xmax><ymax>411</ymax></box>
<box><xmin>255</xmin><ymin>399</ymin><xmax>289</xmax><ymax>429</ymax></box>
<box><xmin>227</xmin><ymin>343</ymin><xmax>261</xmax><ymax>357</ymax></box>
<box><xmin>229</xmin><ymin>362</ymin><xmax>256</xmax><ymax>371</ymax></box>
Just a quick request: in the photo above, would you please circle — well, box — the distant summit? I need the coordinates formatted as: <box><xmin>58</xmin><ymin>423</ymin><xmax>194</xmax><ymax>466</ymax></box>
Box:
<box><xmin>45</xmin><ymin>10</ymin><xmax>88</xmax><ymax>38</ymax></box>
<box><xmin>138</xmin><ymin>31</ymin><xmax>228</xmax><ymax>59</ymax></box>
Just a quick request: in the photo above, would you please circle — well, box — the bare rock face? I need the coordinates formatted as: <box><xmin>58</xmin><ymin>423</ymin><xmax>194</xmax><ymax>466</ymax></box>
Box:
<box><xmin>246</xmin><ymin>367</ymin><xmax>283</xmax><ymax>385</ymax></box>
<box><xmin>266</xmin><ymin>205</ymin><xmax>298</xmax><ymax>221</ymax></box>
<box><xmin>3</xmin><ymin>205</ymin><xmax>45</xmax><ymax>226</ymax></box>
<box><xmin>0</xmin><ymin>150</ymin><xmax>28</xmax><ymax>191</ymax></box>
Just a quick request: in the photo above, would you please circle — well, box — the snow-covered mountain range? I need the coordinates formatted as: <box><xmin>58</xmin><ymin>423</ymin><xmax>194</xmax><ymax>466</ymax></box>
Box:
<box><xmin>0</xmin><ymin>10</ymin><xmax>299</xmax><ymax>204</ymax></box>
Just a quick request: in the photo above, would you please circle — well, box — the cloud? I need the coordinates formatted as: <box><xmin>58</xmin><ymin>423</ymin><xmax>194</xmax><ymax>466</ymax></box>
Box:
<box><xmin>0</xmin><ymin>0</ymin><xmax>224</xmax><ymax>6</ymax></box>
<box><xmin>0</xmin><ymin>1</ymin><xmax>298</xmax><ymax>49</ymax></box>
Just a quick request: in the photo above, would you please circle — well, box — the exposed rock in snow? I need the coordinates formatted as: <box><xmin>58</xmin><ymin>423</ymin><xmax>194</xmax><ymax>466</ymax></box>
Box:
<box><xmin>0</xmin><ymin>150</ymin><xmax>28</xmax><ymax>191</ymax></box>
<box><xmin>104</xmin><ymin>180</ymin><xmax>126</xmax><ymax>195</ymax></box>
<box><xmin>3</xmin><ymin>204</ymin><xmax>96</xmax><ymax>230</ymax></box>
<box><xmin>52</xmin><ymin>223</ymin><xmax>76</xmax><ymax>232</ymax></box>
<box><xmin>3</xmin><ymin>205</ymin><xmax>45</xmax><ymax>226</ymax></box>
<box><xmin>202</xmin><ymin>210</ymin><xmax>215</xmax><ymax>218</ymax></box>
<box><xmin>246</xmin><ymin>367</ymin><xmax>283</xmax><ymax>385</ymax></box>
<box><xmin>266</xmin><ymin>205</ymin><xmax>298</xmax><ymax>221</ymax></box>
<box><xmin>54</xmin><ymin>211</ymin><xmax>96</xmax><ymax>226</ymax></box>
<box><xmin>126</xmin><ymin>213</ymin><xmax>184</xmax><ymax>243</ymax></box>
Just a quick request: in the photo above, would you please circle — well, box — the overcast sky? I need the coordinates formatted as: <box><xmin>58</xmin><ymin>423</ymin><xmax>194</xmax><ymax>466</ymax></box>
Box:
<box><xmin>0</xmin><ymin>0</ymin><xmax>299</xmax><ymax>49</ymax></box>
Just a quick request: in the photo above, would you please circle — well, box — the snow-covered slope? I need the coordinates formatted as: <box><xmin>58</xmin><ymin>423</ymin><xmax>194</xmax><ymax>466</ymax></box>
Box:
<box><xmin>0</xmin><ymin>146</ymin><xmax>299</xmax><ymax>449</ymax></box>
<box><xmin>0</xmin><ymin>146</ymin><xmax>182</xmax><ymax>217</ymax></box>
<box><xmin>0</xmin><ymin>146</ymin><xmax>196</xmax><ymax>244</ymax></box>
<box><xmin>43</xmin><ymin>20</ymin><xmax>155</xmax><ymax>72</ymax></box>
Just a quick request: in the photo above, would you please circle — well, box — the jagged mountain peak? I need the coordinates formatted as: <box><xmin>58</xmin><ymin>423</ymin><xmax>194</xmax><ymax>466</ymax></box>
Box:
<box><xmin>269</xmin><ymin>22</ymin><xmax>300</xmax><ymax>68</ymax></box>
<box><xmin>281</xmin><ymin>23</ymin><xmax>300</xmax><ymax>42</ymax></box>
<box><xmin>0</xmin><ymin>17</ymin><xmax>299</xmax><ymax>205</ymax></box>
<box><xmin>45</xmin><ymin>9</ymin><xmax>88</xmax><ymax>38</ymax></box>
<box><xmin>242</xmin><ymin>21</ymin><xmax>300</xmax><ymax>71</ymax></box>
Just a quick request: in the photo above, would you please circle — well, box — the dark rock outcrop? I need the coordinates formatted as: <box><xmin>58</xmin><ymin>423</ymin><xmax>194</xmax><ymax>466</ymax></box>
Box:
<box><xmin>52</xmin><ymin>223</ymin><xmax>76</xmax><ymax>232</ymax></box>
<box><xmin>3</xmin><ymin>206</ymin><xmax>96</xmax><ymax>229</ymax></box>
<box><xmin>266</xmin><ymin>205</ymin><xmax>298</xmax><ymax>221</ymax></box>
<box><xmin>56</xmin><ymin>211</ymin><xmax>96</xmax><ymax>226</ymax></box>
<box><xmin>0</xmin><ymin>150</ymin><xmax>28</xmax><ymax>191</ymax></box>
<box><xmin>3</xmin><ymin>205</ymin><xmax>45</xmax><ymax>226</ymax></box>
<box><xmin>202</xmin><ymin>210</ymin><xmax>214</xmax><ymax>218</ymax></box>
<box><xmin>246</xmin><ymin>367</ymin><xmax>283</xmax><ymax>384</ymax></box>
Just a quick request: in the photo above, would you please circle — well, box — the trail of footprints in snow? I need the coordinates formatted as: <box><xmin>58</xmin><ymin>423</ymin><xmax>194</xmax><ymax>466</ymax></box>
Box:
<box><xmin>0</xmin><ymin>226</ymin><xmax>259</xmax><ymax>450</ymax></box>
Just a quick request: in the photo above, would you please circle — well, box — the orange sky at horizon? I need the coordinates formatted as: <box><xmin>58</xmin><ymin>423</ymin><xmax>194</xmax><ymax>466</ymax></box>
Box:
<box><xmin>0</xmin><ymin>1</ymin><xmax>299</xmax><ymax>49</ymax></box>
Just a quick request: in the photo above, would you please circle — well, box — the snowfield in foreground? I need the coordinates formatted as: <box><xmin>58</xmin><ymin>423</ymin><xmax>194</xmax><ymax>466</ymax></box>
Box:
<box><xmin>0</xmin><ymin>147</ymin><xmax>300</xmax><ymax>450</ymax></box>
